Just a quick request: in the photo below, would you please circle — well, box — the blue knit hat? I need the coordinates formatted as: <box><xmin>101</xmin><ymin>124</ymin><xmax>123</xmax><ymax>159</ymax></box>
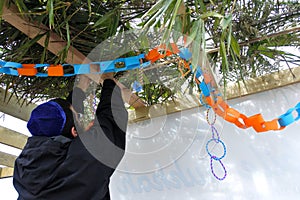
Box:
<box><xmin>27</xmin><ymin>101</ymin><xmax>66</xmax><ymax>136</ymax></box>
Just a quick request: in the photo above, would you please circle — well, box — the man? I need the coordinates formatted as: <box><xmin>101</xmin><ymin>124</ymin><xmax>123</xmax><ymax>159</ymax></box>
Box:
<box><xmin>13</xmin><ymin>74</ymin><xmax>128</xmax><ymax>200</ymax></box>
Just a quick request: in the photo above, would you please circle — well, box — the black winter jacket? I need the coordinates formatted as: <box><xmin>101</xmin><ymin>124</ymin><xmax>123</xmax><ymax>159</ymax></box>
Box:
<box><xmin>13</xmin><ymin>79</ymin><xmax>128</xmax><ymax>200</ymax></box>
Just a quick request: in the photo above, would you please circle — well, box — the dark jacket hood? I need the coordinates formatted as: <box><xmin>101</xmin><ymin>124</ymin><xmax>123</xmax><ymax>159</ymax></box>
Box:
<box><xmin>13</xmin><ymin>135</ymin><xmax>71</xmax><ymax>196</ymax></box>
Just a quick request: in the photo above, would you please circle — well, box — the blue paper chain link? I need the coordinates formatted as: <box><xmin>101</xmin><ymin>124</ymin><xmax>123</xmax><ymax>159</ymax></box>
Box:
<box><xmin>278</xmin><ymin>102</ymin><xmax>300</xmax><ymax>127</ymax></box>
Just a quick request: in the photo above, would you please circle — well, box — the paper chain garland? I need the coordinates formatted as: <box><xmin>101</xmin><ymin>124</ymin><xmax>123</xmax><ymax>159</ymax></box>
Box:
<box><xmin>0</xmin><ymin>45</ymin><xmax>299</xmax><ymax>132</ymax></box>
<box><xmin>0</xmin><ymin>54</ymin><xmax>150</xmax><ymax>77</ymax></box>
<box><xmin>1</xmin><ymin>44</ymin><xmax>300</xmax><ymax>180</ymax></box>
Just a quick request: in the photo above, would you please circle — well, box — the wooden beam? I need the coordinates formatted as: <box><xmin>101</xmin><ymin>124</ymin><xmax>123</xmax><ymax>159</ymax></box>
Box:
<box><xmin>2</xmin><ymin>5</ymin><xmax>84</xmax><ymax>65</ymax></box>
<box><xmin>0</xmin><ymin>151</ymin><xmax>17</xmax><ymax>168</ymax></box>
<box><xmin>2</xmin><ymin>2</ymin><xmax>145</xmax><ymax>108</ymax></box>
<box><xmin>128</xmin><ymin>66</ymin><xmax>300</xmax><ymax>123</ymax></box>
<box><xmin>0</xmin><ymin>167</ymin><xmax>14</xmax><ymax>178</ymax></box>
<box><xmin>0</xmin><ymin>87</ymin><xmax>36</xmax><ymax>122</ymax></box>
<box><xmin>0</xmin><ymin>126</ymin><xmax>28</xmax><ymax>149</ymax></box>
<box><xmin>224</xmin><ymin>66</ymin><xmax>300</xmax><ymax>100</ymax></box>
<box><xmin>128</xmin><ymin>94</ymin><xmax>201</xmax><ymax>123</ymax></box>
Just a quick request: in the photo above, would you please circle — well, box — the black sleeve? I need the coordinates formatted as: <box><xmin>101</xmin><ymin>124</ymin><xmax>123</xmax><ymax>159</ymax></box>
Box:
<box><xmin>66</xmin><ymin>87</ymin><xmax>86</xmax><ymax>114</ymax></box>
<box><xmin>95</xmin><ymin>79</ymin><xmax>128</xmax><ymax>150</ymax></box>
<box><xmin>77</xmin><ymin>79</ymin><xmax>128</xmax><ymax>170</ymax></box>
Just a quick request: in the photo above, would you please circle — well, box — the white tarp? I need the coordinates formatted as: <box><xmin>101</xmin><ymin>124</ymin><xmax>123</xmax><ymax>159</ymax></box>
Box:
<box><xmin>110</xmin><ymin>82</ymin><xmax>300</xmax><ymax>200</ymax></box>
<box><xmin>1</xmin><ymin>82</ymin><xmax>300</xmax><ymax>200</ymax></box>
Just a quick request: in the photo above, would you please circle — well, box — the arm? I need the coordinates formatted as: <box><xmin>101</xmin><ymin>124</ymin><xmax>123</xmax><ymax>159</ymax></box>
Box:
<box><xmin>96</xmin><ymin>76</ymin><xmax>128</xmax><ymax>150</ymax></box>
<box><xmin>74</xmin><ymin>74</ymin><xmax>128</xmax><ymax>170</ymax></box>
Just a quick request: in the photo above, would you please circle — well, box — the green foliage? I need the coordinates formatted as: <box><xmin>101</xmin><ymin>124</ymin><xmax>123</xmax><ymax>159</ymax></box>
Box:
<box><xmin>0</xmin><ymin>0</ymin><xmax>299</xmax><ymax>106</ymax></box>
<box><xmin>0</xmin><ymin>0</ymin><xmax>145</xmax><ymax>102</ymax></box>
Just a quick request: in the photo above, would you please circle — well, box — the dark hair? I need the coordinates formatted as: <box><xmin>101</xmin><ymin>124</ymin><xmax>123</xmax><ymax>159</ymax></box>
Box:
<box><xmin>50</xmin><ymin>98</ymin><xmax>75</xmax><ymax>139</ymax></box>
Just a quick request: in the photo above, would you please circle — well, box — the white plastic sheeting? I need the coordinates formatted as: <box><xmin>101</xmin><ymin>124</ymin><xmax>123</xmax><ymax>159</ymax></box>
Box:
<box><xmin>1</xmin><ymin>83</ymin><xmax>299</xmax><ymax>200</ymax></box>
<box><xmin>110</xmin><ymin>82</ymin><xmax>300</xmax><ymax>200</ymax></box>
